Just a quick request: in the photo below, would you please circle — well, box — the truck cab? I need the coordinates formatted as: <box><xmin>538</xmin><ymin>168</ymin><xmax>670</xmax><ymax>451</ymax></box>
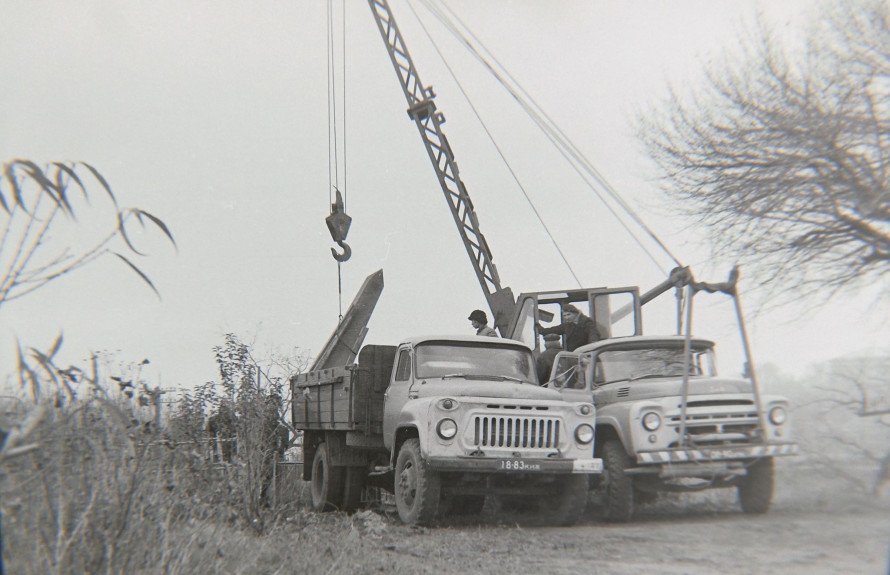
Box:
<box><xmin>546</xmin><ymin>335</ymin><xmax>797</xmax><ymax>521</ymax></box>
<box><xmin>504</xmin><ymin>279</ymin><xmax>798</xmax><ymax>521</ymax></box>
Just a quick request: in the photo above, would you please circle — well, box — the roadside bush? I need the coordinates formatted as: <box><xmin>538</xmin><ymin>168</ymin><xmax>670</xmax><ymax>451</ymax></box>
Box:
<box><xmin>1</xmin><ymin>335</ymin><xmax>308</xmax><ymax>573</ymax></box>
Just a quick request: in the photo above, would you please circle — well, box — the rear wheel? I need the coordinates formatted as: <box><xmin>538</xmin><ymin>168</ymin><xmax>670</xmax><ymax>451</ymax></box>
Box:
<box><xmin>395</xmin><ymin>438</ymin><xmax>441</xmax><ymax>525</ymax></box>
<box><xmin>738</xmin><ymin>457</ymin><xmax>774</xmax><ymax>514</ymax></box>
<box><xmin>310</xmin><ymin>442</ymin><xmax>344</xmax><ymax>511</ymax></box>
<box><xmin>602</xmin><ymin>439</ymin><xmax>635</xmax><ymax>522</ymax></box>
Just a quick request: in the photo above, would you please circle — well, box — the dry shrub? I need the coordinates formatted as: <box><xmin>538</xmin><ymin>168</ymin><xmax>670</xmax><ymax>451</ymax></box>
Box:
<box><xmin>3</xmin><ymin>397</ymin><xmax>205</xmax><ymax>573</ymax></box>
<box><xmin>1</xmin><ymin>392</ymin><xmax>393</xmax><ymax>574</ymax></box>
<box><xmin>1</xmin><ymin>335</ymin><xmax>314</xmax><ymax>573</ymax></box>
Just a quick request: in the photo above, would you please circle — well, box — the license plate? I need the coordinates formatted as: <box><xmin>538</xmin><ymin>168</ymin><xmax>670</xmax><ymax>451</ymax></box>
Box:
<box><xmin>709</xmin><ymin>448</ymin><xmax>751</xmax><ymax>460</ymax></box>
<box><xmin>498</xmin><ymin>460</ymin><xmax>542</xmax><ymax>471</ymax></box>
<box><xmin>573</xmin><ymin>458</ymin><xmax>603</xmax><ymax>473</ymax></box>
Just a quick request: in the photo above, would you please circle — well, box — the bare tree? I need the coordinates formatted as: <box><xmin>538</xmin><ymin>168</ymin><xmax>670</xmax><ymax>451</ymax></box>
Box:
<box><xmin>797</xmin><ymin>355</ymin><xmax>890</xmax><ymax>497</ymax></box>
<box><xmin>639</xmin><ymin>1</ymin><xmax>890</xmax><ymax>304</ymax></box>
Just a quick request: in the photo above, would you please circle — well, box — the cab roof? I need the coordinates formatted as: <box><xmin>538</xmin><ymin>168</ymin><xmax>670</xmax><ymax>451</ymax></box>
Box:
<box><xmin>398</xmin><ymin>334</ymin><xmax>533</xmax><ymax>350</ymax></box>
<box><xmin>574</xmin><ymin>334</ymin><xmax>716</xmax><ymax>354</ymax></box>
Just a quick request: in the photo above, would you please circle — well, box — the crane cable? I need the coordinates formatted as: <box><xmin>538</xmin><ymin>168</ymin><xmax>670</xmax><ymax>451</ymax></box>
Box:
<box><xmin>327</xmin><ymin>0</ymin><xmax>348</xmax><ymax>319</ymax></box>
<box><xmin>422</xmin><ymin>0</ymin><xmax>677</xmax><ymax>273</ymax></box>
<box><xmin>406</xmin><ymin>1</ymin><xmax>583</xmax><ymax>287</ymax></box>
<box><xmin>416</xmin><ymin>0</ymin><xmax>683</xmax><ymax>277</ymax></box>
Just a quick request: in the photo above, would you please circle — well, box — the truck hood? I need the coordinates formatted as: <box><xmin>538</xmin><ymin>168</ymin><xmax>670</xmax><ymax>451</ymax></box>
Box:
<box><xmin>415</xmin><ymin>378</ymin><xmax>563</xmax><ymax>401</ymax></box>
<box><xmin>595</xmin><ymin>376</ymin><xmax>756</xmax><ymax>404</ymax></box>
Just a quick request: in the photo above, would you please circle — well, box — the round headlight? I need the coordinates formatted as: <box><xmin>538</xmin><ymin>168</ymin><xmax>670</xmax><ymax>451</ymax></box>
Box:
<box><xmin>437</xmin><ymin>418</ymin><xmax>458</xmax><ymax>439</ymax></box>
<box><xmin>575</xmin><ymin>424</ymin><xmax>595</xmax><ymax>444</ymax></box>
<box><xmin>642</xmin><ymin>411</ymin><xmax>662</xmax><ymax>432</ymax></box>
<box><xmin>769</xmin><ymin>406</ymin><xmax>787</xmax><ymax>425</ymax></box>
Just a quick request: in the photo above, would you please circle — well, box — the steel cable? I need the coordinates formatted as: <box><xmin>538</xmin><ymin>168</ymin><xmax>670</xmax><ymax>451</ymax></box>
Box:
<box><xmin>415</xmin><ymin>0</ymin><xmax>683</xmax><ymax>276</ymax></box>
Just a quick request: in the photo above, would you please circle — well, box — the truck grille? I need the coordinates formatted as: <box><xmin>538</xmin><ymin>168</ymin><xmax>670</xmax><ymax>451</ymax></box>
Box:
<box><xmin>472</xmin><ymin>416</ymin><xmax>560</xmax><ymax>449</ymax></box>
<box><xmin>668</xmin><ymin>404</ymin><xmax>759</xmax><ymax>446</ymax></box>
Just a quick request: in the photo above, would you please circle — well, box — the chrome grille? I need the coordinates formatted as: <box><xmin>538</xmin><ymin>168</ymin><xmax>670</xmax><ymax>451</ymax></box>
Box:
<box><xmin>473</xmin><ymin>416</ymin><xmax>560</xmax><ymax>449</ymax></box>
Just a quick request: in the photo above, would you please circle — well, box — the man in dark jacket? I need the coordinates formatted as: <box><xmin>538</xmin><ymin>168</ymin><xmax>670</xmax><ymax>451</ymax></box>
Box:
<box><xmin>537</xmin><ymin>304</ymin><xmax>601</xmax><ymax>351</ymax></box>
<box><xmin>536</xmin><ymin>334</ymin><xmax>563</xmax><ymax>384</ymax></box>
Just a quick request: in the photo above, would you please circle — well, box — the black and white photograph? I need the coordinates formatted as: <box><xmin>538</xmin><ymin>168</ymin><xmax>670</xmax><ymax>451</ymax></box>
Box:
<box><xmin>1</xmin><ymin>1</ymin><xmax>888</xmax><ymax>573</ymax></box>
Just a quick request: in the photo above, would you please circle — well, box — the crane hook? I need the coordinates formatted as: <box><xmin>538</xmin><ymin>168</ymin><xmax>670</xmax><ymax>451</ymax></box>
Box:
<box><xmin>331</xmin><ymin>239</ymin><xmax>352</xmax><ymax>262</ymax></box>
<box><xmin>325</xmin><ymin>189</ymin><xmax>352</xmax><ymax>263</ymax></box>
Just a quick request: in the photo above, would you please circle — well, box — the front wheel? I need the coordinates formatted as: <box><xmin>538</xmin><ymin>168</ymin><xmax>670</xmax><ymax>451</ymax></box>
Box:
<box><xmin>738</xmin><ymin>457</ymin><xmax>774</xmax><ymax>514</ymax></box>
<box><xmin>602</xmin><ymin>439</ymin><xmax>635</xmax><ymax>522</ymax></box>
<box><xmin>310</xmin><ymin>442</ymin><xmax>344</xmax><ymax>512</ymax></box>
<box><xmin>395</xmin><ymin>438</ymin><xmax>441</xmax><ymax>525</ymax></box>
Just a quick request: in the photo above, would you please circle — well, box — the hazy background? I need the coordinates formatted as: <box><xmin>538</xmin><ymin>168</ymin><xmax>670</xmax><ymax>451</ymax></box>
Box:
<box><xmin>2</xmin><ymin>0</ymin><xmax>887</xmax><ymax>390</ymax></box>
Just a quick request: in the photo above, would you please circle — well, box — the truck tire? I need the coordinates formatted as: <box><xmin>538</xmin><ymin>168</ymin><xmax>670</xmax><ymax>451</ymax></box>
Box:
<box><xmin>540</xmin><ymin>475</ymin><xmax>589</xmax><ymax>526</ymax></box>
<box><xmin>395</xmin><ymin>438</ymin><xmax>441</xmax><ymax>525</ymax></box>
<box><xmin>602</xmin><ymin>439</ymin><xmax>635</xmax><ymax>522</ymax></box>
<box><xmin>310</xmin><ymin>442</ymin><xmax>345</xmax><ymax>512</ymax></box>
<box><xmin>738</xmin><ymin>457</ymin><xmax>774</xmax><ymax>514</ymax></box>
<box><xmin>342</xmin><ymin>466</ymin><xmax>367</xmax><ymax>513</ymax></box>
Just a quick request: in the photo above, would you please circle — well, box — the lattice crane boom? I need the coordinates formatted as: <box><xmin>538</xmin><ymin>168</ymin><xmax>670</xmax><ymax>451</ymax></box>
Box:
<box><xmin>367</xmin><ymin>0</ymin><xmax>515</xmax><ymax>334</ymax></box>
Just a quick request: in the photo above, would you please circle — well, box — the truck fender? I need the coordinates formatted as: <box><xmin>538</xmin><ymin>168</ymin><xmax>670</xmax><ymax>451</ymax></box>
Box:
<box><xmin>388</xmin><ymin>398</ymin><xmax>436</xmax><ymax>465</ymax></box>
<box><xmin>391</xmin><ymin>425</ymin><xmax>420</xmax><ymax>467</ymax></box>
<box><xmin>594</xmin><ymin>416</ymin><xmax>632</xmax><ymax>457</ymax></box>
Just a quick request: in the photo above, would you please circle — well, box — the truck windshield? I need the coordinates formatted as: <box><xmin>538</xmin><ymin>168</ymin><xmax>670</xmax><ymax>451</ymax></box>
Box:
<box><xmin>415</xmin><ymin>342</ymin><xmax>537</xmax><ymax>382</ymax></box>
<box><xmin>597</xmin><ymin>346</ymin><xmax>714</xmax><ymax>384</ymax></box>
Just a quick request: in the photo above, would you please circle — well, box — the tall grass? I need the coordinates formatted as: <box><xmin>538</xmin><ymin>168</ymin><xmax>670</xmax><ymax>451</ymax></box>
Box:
<box><xmin>0</xmin><ymin>335</ymin><xmax>326</xmax><ymax>574</ymax></box>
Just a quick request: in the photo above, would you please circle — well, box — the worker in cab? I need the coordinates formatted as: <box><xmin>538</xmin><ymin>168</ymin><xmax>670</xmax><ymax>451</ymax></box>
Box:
<box><xmin>468</xmin><ymin>309</ymin><xmax>498</xmax><ymax>337</ymax></box>
<box><xmin>537</xmin><ymin>304</ymin><xmax>601</xmax><ymax>351</ymax></box>
<box><xmin>536</xmin><ymin>333</ymin><xmax>562</xmax><ymax>384</ymax></box>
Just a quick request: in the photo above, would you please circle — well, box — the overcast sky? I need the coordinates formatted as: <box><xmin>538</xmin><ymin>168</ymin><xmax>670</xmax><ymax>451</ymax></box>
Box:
<box><xmin>1</xmin><ymin>0</ymin><xmax>887</xmax><ymax>392</ymax></box>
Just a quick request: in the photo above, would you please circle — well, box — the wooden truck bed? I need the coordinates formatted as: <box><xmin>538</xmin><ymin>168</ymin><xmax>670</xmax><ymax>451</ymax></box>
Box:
<box><xmin>291</xmin><ymin>344</ymin><xmax>395</xmax><ymax>437</ymax></box>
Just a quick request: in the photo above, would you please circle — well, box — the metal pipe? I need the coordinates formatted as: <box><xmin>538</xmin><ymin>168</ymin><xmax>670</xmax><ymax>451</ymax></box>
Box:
<box><xmin>678</xmin><ymin>284</ymin><xmax>695</xmax><ymax>447</ymax></box>
<box><xmin>731</xmin><ymin>282</ymin><xmax>768</xmax><ymax>442</ymax></box>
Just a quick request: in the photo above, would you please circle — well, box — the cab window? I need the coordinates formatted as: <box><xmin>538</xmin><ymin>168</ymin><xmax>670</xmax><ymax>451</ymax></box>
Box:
<box><xmin>394</xmin><ymin>349</ymin><xmax>412</xmax><ymax>381</ymax></box>
<box><xmin>552</xmin><ymin>356</ymin><xmax>582</xmax><ymax>389</ymax></box>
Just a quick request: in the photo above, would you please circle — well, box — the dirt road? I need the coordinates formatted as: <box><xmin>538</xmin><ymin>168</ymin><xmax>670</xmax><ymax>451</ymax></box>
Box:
<box><xmin>353</xmin><ymin>503</ymin><xmax>888</xmax><ymax>575</ymax></box>
<box><xmin>273</xmin><ymin>459</ymin><xmax>888</xmax><ymax>574</ymax></box>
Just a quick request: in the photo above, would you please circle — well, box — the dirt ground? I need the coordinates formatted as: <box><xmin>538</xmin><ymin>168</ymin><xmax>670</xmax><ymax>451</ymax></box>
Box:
<box><xmin>318</xmin><ymin>462</ymin><xmax>890</xmax><ymax>575</ymax></box>
<box><xmin>344</xmin><ymin>500</ymin><xmax>888</xmax><ymax>575</ymax></box>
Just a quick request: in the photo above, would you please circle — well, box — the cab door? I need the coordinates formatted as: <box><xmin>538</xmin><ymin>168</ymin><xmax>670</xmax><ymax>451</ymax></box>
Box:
<box><xmin>548</xmin><ymin>352</ymin><xmax>592</xmax><ymax>402</ymax></box>
<box><xmin>382</xmin><ymin>345</ymin><xmax>413</xmax><ymax>450</ymax></box>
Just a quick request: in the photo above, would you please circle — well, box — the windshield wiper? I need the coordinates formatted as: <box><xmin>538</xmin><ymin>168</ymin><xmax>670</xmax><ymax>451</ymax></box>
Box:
<box><xmin>600</xmin><ymin>378</ymin><xmax>630</xmax><ymax>385</ymax></box>
<box><xmin>495</xmin><ymin>375</ymin><xmax>527</xmax><ymax>384</ymax></box>
<box><xmin>628</xmin><ymin>373</ymin><xmax>672</xmax><ymax>382</ymax></box>
<box><xmin>442</xmin><ymin>373</ymin><xmax>528</xmax><ymax>384</ymax></box>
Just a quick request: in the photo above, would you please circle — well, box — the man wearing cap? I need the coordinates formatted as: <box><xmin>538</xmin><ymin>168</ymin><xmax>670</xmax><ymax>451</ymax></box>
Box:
<box><xmin>468</xmin><ymin>309</ymin><xmax>498</xmax><ymax>337</ymax></box>
<box><xmin>536</xmin><ymin>333</ymin><xmax>563</xmax><ymax>384</ymax></box>
<box><xmin>537</xmin><ymin>304</ymin><xmax>601</xmax><ymax>351</ymax></box>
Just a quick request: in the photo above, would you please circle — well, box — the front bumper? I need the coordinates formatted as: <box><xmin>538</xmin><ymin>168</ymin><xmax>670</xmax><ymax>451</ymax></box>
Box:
<box><xmin>428</xmin><ymin>456</ymin><xmax>603</xmax><ymax>474</ymax></box>
<box><xmin>636</xmin><ymin>442</ymin><xmax>799</xmax><ymax>465</ymax></box>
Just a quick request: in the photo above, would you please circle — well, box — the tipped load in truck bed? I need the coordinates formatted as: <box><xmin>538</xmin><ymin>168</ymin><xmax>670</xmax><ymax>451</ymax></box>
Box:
<box><xmin>292</xmin><ymin>344</ymin><xmax>395</xmax><ymax>436</ymax></box>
